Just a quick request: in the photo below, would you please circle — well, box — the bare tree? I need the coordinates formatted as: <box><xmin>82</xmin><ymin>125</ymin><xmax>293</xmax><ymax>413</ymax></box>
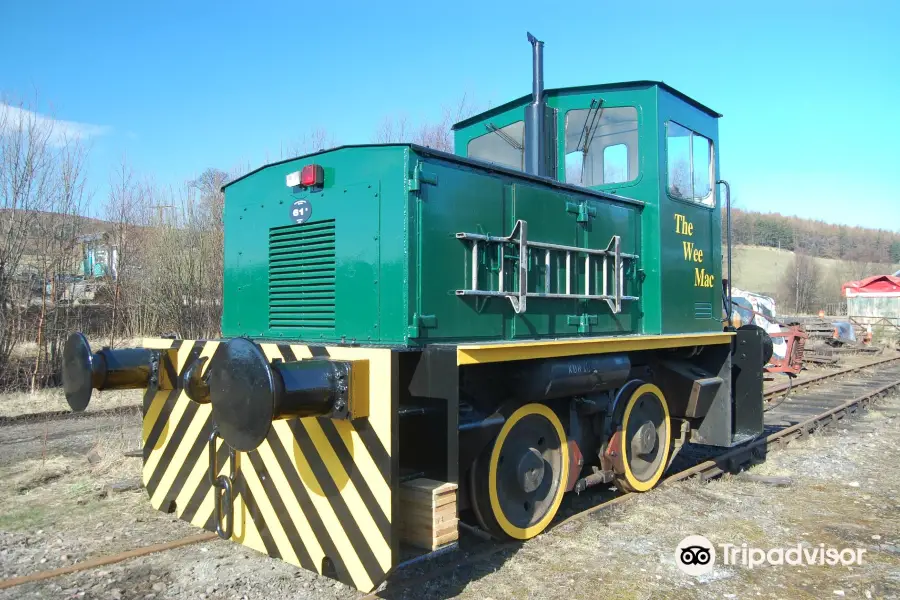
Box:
<box><xmin>104</xmin><ymin>156</ymin><xmax>144</xmax><ymax>346</ymax></box>
<box><xmin>845</xmin><ymin>260</ymin><xmax>876</xmax><ymax>281</ymax></box>
<box><xmin>374</xmin><ymin>94</ymin><xmax>477</xmax><ymax>153</ymax></box>
<box><xmin>282</xmin><ymin>128</ymin><xmax>337</xmax><ymax>158</ymax></box>
<box><xmin>114</xmin><ymin>168</ymin><xmax>230</xmax><ymax>341</ymax></box>
<box><xmin>28</xmin><ymin>135</ymin><xmax>88</xmax><ymax>390</ymax></box>
<box><xmin>189</xmin><ymin>168</ymin><xmax>227</xmax><ymax>337</ymax></box>
<box><xmin>374</xmin><ymin>115</ymin><xmax>412</xmax><ymax>145</ymax></box>
<box><xmin>148</xmin><ymin>170</ymin><xmax>227</xmax><ymax>338</ymax></box>
<box><xmin>0</xmin><ymin>97</ymin><xmax>61</xmax><ymax>386</ymax></box>
<box><xmin>779</xmin><ymin>253</ymin><xmax>820</xmax><ymax>314</ymax></box>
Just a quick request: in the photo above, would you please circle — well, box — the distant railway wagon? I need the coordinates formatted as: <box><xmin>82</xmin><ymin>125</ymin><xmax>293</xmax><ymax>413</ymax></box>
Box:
<box><xmin>63</xmin><ymin>34</ymin><xmax>766</xmax><ymax>592</ymax></box>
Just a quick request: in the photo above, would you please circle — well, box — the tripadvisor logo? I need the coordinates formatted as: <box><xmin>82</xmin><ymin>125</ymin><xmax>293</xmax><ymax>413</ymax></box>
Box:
<box><xmin>675</xmin><ymin>535</ymin><xmax>867</xmax><ymax>575</ymax></box>
<box><xmin>676</xmin><ymin>535</ymin><xmax>716</xmax><ymax>576</ymax></box>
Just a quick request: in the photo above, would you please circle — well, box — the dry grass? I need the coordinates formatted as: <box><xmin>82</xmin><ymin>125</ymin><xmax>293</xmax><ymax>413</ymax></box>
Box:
<box><xmin>0</xmin><ymin>376</ymin><xmax>897</xmax><ymax>599</ymax></box>
<box><xmin>85</xmin><ymin>414</ymin><xmax>142</xmax><ymax>480</ymax></box>
<box><xmin>10</xmin><ymin>336</ymin><xmax>144</xmax><ymax>361</ymax></box>
<box><xmin>2</xmin><ymin>336</ymin><xmax>145</xmax><ymax>417</ymax></box>
<box><xmin>11</xmin><ymin>456</ymin><xmax>73</xmax><ymax>494</ymax></box>
<box><xmin>5</xmin><ymin>413</ymin><xmax>138</xmax><ymax>488</ymax></box>
<box><xmin>455</xmin><ymin>393</ymin><xmax>900</xmax><ymax>600</ymax></box>
<box><xmin>0</xmin><ymin>415</ymin><xmax>145</xmax><ymax>534</ymax></box>
<box><xmin>0</xmin><ymin>387</ymin><xmax>142</xmax><ymax>418</ymax></box>
<box><xmin>730</xmin><ymin>244</ymin><xmax>899</xmax><ymax>304</ymax></box>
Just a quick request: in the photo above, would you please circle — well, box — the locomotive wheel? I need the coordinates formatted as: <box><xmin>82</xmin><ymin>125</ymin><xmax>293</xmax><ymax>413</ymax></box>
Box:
<box><xmin>612</xmin><ymin>384</ymin><xmax>671</xmax><ymax>493</ymax></box>
<box><xmin>470</xmin><ymin>403</ymin><xmax>569</xmax><ymax>540</ymax></box>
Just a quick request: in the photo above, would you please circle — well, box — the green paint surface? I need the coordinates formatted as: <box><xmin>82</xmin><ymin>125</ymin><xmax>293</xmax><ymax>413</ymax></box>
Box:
<box><xmin>222</xmin><ymin>82</ymin><xmax>722</xmax><ymax>345</ymax></box>
<box><xmin>455</xmin><ymin>81</ymin><xmax>722</xmax><ymax>335</ymax></box>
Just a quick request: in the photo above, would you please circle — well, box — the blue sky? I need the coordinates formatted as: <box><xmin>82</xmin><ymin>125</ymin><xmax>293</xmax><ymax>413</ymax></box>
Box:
<box><xmin>1</xmin><ymin>0</ymin><xmax>897</xmax><ymax>229</ymax></box>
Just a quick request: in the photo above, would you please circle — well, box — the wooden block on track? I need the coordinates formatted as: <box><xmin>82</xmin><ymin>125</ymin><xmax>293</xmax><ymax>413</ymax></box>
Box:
<box><xmin>399</xmin><ymin>478</ymin><xmax>459</xmax><ymax>551</ymax></box>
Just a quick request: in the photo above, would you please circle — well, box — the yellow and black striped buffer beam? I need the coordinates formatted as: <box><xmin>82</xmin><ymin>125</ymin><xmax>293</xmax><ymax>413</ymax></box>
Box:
<box><xmin>140</xmin><ymin>338</ymin><xmax>397</xmax><ymax>592</ymax></box>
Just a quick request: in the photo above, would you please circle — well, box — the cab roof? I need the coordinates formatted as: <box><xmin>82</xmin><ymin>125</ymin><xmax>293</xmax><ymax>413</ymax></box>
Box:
<box><xmin>451</xmin><ymin>80</ymin><xmax>722</xmax><ymax>130</ymax></box>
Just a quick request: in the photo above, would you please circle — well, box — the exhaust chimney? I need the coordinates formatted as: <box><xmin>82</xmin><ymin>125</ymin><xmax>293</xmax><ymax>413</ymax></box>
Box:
<box><xmin>524</xmin><ymin>32</ymin><xmax>547</xmax><ymax>177</ymax></box>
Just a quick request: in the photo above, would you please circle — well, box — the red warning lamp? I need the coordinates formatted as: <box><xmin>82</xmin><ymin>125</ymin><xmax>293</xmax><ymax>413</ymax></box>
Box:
<box><xmin>285</xmin><ymin>164</ymin><xmax>325</xmax><ymax>189</ymax></box>
<box><xmin>300</xmin><ymin>164</ymin><xmax>324</xmax><ymax>187</ymax></box>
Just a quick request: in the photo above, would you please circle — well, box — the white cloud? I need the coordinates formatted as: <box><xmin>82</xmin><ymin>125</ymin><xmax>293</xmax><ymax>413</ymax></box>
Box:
<box><xmin>0</xmin><ymin>103</ymin><xmax>111</xmax><ymax>146</ymax></box>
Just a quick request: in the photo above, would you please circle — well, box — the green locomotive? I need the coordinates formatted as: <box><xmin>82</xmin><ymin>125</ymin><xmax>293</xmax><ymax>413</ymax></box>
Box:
<box><xmin>62</xmin><ymin>33</ymin><xmax>765</xmax><ymax>592</ymax></box>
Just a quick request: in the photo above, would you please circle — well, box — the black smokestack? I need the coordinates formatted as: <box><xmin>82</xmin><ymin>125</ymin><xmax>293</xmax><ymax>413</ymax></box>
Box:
<box><xmin>524</xmin><ymin>32</ymin><xmax>546</xmax><ymax>177</ymax></box>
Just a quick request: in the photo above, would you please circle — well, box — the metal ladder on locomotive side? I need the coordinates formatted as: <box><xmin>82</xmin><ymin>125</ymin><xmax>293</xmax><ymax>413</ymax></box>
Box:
<box><xmin>455</xmin><ymin>219</ymin><xmax>639</xmax><ymax>315</ymax></box>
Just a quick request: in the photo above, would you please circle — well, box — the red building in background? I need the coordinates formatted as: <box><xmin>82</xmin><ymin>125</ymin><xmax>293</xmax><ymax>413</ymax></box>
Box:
<box><xmin>842</xmin><ymin>274</ymin><xmax>900</xmax><ymax>336</ymax></box>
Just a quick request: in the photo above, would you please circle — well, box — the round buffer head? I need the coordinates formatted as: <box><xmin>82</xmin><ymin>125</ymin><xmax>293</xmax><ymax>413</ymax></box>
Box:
<box><xmin>62</xmin><ymin>332</ymin><xmax>95</xmax><ymax>412</ymax></box>
<box><xmin>207</xmin><ymin>337</ymin><xmax>277</xmax><ymax>452</ymax></box>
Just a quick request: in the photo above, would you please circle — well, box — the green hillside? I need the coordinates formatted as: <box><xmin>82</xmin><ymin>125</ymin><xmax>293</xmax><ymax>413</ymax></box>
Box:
<box><xmin>729</xmin><ymin>244</ymin><xmax>899</xmax><ymax>310</ymax></box>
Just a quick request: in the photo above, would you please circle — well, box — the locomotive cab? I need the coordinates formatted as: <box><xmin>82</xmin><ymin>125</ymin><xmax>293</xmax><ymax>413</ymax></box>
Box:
<box><xmin>454</xmin><ymin>79</ymin><xmax>724</xmax><ymax>335</ymax></box>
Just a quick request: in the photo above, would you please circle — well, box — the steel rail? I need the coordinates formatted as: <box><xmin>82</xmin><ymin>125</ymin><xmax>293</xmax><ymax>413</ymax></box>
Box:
<box><xmin>377</xmin><ymin>357</ymin><xmax>900</xmax><ymax>597</ymax></box>
<box><xmin>2</xmin><ymin>355</ymin><xmax>893</xmax><ymax>427</ymax></box>
<box><xmin>665</xmin><ymin>377</ymin><xmax>900</xmax><ymax>486</ymax></box>
<box><xmin>0</xmin><ymin>403</ymin><xmax>141</xmax><ymax>426</ymax></box>
<box><xmin>763</xmin><ymin>354</ymin><xmax>900</xmax><ymax>399</ymax></box>
<box><xmin>2</xmin><ymin>355</ymin><xmax>898</xmax><ymax>594</ymax></box>
<box><xmin>0</xmin><ymin>533</ymin><xmax>217</xmax><ymax>591</ymax></box>
<box><xmin>555</xmin><ymin>359</ymin><xmax>900</xmax><ymax>528</ymax></box>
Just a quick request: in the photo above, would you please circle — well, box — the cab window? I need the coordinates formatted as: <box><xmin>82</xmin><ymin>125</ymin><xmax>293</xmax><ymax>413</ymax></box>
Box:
<box><xmin>564</xmin><ymin>105</ymin><xmax>638</xmax><ymax>187</ymax></box>
<box><xmin>666</xmin><ymin>122</ymin><xmax>714</xmax><ymax>206</ymax></box>
<box><xmin>467</xmin><ymin>121</ymin><xmax>525</xmax><ymax>171</ymax></box>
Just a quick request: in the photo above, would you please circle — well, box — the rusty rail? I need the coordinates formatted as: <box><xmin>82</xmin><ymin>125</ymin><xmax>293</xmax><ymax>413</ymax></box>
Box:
<box><xmin>379</xmin><ymin>358</ymin><xmax>900</xmax><ymax>597</ymax></box>
<box><xmin>763</xmin><ymin>354</ymin><xmax>899</xmax><ymax>399</ymax></box>
<box><xmin>2</xmin><ymin>355</ymin><xmax>891</xmax><ymax>427</ymax></box>
<box><xmin>556</xmin><ymin>357</ymin><xmax>900</xmax><ymax>528</ymax></box>
<box><xmin>0</xmin><ymin>533</ymin><xmax>217</xmax><ymax>591</ymax></box>
<box><xmin>3</xmin><ymin>356</ymin><xmax>899</xmax><ymax>595</ymax></box>
<box><xmin>0</xmin><ymin>403</ymin><xmax>142</xmax><ymax>426</ymax></box>
<box><xmin>666</xmin><ymin>378</ymin><xmax>899</xmax><ymax>485</ymax></box>
<box><xmin>374</xmin><ymin>355</ymin><xmax>900</xmax><ymax>596</ymax></box>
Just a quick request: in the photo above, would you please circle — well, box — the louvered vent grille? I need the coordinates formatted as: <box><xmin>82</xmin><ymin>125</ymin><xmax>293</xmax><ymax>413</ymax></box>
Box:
<box><xmin>268</xmin><ymin>219</ymin><xmax>336</xmax><ymax>329</ymax></box>
<box><xmin>694</xmin><ymin>302</ymin><xmax>713</xmax><ymax>319</ymax></box>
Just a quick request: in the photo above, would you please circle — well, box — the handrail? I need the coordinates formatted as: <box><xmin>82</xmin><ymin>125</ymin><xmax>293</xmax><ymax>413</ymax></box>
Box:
<box><xmin>456</xmin><ymin>219</ymin><xmax>639</xmax><ymax>315</ymax></box>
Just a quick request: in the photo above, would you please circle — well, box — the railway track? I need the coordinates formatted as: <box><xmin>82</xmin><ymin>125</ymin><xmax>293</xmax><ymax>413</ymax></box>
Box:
<box><xmin>0</xmin><ymin>354</ymin><xmax>892</xmax><ymax>427</ymax></box>
<box><xmin>762</xmin><ymin>353</ymin><xmax>900</xmax><ymax>400</ymax></box>
<box><xmin>0</xmin><ymin>403</ymin><xmax>141</xmax><ymax>426</ymax></box>
<box><xmin>1</xmin><ymin>354</ymin><xmax>899</xmax><ymax>595</ymax></box>
<box><xmin>371</xmin><ymin>356</ymin><xmax>900</xmax><ymax>596</ymax></box>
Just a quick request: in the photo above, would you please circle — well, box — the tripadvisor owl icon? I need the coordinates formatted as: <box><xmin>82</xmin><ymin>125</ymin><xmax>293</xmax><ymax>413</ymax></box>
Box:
<box><xmin>676</xmin><ymin>535</ymin><xmax>716</xmax><ymax>576</ymax></box>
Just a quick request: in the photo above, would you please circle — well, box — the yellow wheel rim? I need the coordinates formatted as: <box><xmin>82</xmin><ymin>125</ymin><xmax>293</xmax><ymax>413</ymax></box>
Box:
<box><xmin>488</xmin><ymin>403</ymin><xmax>569</xmax><ymax>540</ymax></box>
<box><xmin>620</xmin><ymin>383</ymin><xmax>670</xmax><ymax>492</ymax></box>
